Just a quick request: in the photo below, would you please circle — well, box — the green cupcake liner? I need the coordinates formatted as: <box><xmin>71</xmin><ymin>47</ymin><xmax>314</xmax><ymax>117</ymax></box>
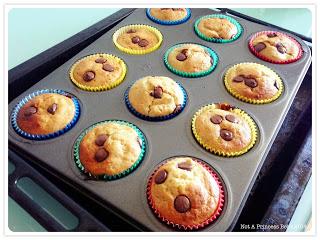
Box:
<box><xmin>194</xmin><ymin>14</ymin><xmax>243</xmax><ymax>43</ymax></box>
<box><xmin>73</xmin><ymin>120</ymin><xmax>147</xmax><ymax>180</ymax></box>
<box><xmin>164</xmin><ymin>43</ymin><xmax>219</xmax><ymax>78</ymax></box>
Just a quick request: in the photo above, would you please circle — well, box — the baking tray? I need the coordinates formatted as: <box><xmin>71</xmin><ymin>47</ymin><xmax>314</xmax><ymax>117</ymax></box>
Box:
<box><xmin>8</xmin><ymin>8</ymin><xmax>311</xmax><ymax>231</ymax></box>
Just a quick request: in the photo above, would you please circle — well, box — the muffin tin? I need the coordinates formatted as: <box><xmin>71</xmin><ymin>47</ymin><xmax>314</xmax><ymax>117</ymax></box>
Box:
<box><xmin>8</xmin><ymin>8</ymin><xmax>311</xmax><ymax>231</ymax></box>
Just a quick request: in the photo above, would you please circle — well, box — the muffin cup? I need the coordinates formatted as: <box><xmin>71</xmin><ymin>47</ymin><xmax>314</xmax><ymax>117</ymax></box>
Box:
<box><xmin>11</xmin><ymin>89</ymin><xmax>81</xmax><ymax>140</ymax></box>
<box><xmin>224</xmin><ymin>62</ymin><xmax>284</xmax><ymax>104</ymax></box>
<box><xmin>248</xmin><ymin>31</ymin><xmax>303</xmax><ymax>64</ymax></box>
<box><xmin>112</xmin><ymin>24</ymin><xmax>163</xmax><ymax>55</ymax></box>
<box><xmin>124</xmin><ymin>82</ymin><xmax>188</xmax><ymax>121</ymax></box>
<box><xmin>194</xmin><ymin>14</ymin><xmax>243</xmax><ymax>43</ymax></box>
<box><xmin>192</xmin><ymin>104</ymin><xmax>258</xmax><ymax>157</ymax></box>
<box><xmin>164</xmin><ymin>43</ymin><xmax>219</xmax><ymax>78</ymax></box>
<box><xmin>146</xmin><ymin>157</ymin><xmax>225</xmax><ymax>230</ymax></box>
<box><xmin>146</xmin><ymin>8</ymin><xmax>191</xmax><ymax>25</ymax></box>
<box><xmin>69</xmin><ymin>53</ymin><xmax>127</xmax><ymax>92</ymax></box>
<box><xmin>73</xmin><ymin>120</ymin><xmax>147</xmax><ymax>180</ymax></box>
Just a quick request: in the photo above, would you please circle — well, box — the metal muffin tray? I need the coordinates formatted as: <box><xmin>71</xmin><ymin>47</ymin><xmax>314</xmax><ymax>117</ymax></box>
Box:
<box><xmin>8</xmin><ymin>8</ymin><xmax>311</xmax><ymax>231</ymax></box>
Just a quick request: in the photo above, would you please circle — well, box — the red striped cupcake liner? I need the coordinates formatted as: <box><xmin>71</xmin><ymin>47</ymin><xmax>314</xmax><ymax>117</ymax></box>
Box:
<box><xmin>146</xmin><ymin>157</ymin><xmax>225</xmax><ymax>231</ymax></box>
<box><xmin>248</xmin><ymin>31</ymin><xmax>303</xmax><ymax>64</ymax></box>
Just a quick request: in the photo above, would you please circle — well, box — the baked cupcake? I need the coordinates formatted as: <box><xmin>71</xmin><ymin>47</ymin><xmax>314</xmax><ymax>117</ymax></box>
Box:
<box><xmin>11</xmin><ymin>89</ymin><xmax>80</xmax><ymax>140</ymax></box>
<box><xmin>194</xmin><ymin>14</ymin><xmax>242</xmax><ymax>43</ymax></box>
<box><xmin>69</xmin><ymin>53</ymin><xmax>127</xmax><ymax>91</ymax></box>
<box><xmin>125</xmin><ymin>76</ymin><xmax>187</xmax><ymax>121</ymax></box>
<box><xmin>164</xmin><ymin>43</ymin><xmax>218</xmax><ymax>77</ymax></box>
<box><xmin>74</xmin><ymin>120</ymin><xmax>146</xmax><ymax>180</ymax></box>
<box><xmin>147</xmin><ymin>156</ymin><xmax>224</xmax><ymax>230</ymax></box>
<box><xmin>249</xmin><ymin>31</ymin><xmax>303</xmax><ymax>64</ymax></box>
<box><xmin>192</xmin><ymin>103</ymin><xmax>257</xmax><ymax>157</ymax></box>
<box><xmin>113</xmin><ymin>24</ymin><xmax>163</xmax><ymax>55</ymax></box>
<box><xmin>146</xmin><ymin>8</ymin><xmax>191</xmax><ymax>25</ymax></box>
<box><xmin>224</xmin><ymin>63</ymin><xmax>284</xmax><ymax>104</ymax></box>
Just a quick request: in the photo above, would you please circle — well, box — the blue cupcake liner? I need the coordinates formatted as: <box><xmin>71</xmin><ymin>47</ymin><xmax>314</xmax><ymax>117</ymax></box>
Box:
<box><xmin>125</xmin><ymin>81</ymin><xmax>188</xmax><ymax>121</ymax></box>
<box><xmin>146</xmin><ymin>8</ymin><xmax>191</xmax><ymax>25</ymax></box>
<box><xmin>11</xmin><ymin>89</ymin><xmax>81</xmax><ymax>140</ymax></box>
<box><xmin>73</xmin><ymin>120</ymin><xmax>147</xmax><ymax>180</ymax></box>
<box><xmin>164</xmin><ymin>43</ymin><xmax>219</xmax><ymax>78</ymax></box>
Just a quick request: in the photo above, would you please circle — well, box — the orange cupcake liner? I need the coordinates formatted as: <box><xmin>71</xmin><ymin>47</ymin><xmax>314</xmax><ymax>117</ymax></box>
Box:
<box><xmin>146</xmin><ymin>157</ymin><xmax>225</xmax><ymax>231</ymax></box>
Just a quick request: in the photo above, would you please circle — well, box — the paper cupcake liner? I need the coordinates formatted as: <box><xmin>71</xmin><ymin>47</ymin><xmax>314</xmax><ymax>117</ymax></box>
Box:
<box><xmin>224</xmin><ymin>62</ymin><xmax>284</xmax><ymax>104</ymax></box>
<box><xmin>191</xmin><ymin>103</ymin><xmax>258</xmax><ymax>157</ymax></box>
<box><xmin>164</xmin><ymin>43</ymin><xmax>219</xmax><ymax>78</ymax></box>
<box><xmin>146</xmin><ymin>8</ymin><xmax>191</xmax><ymax>25</ymax></box>
<box><xmin>248</xmin><ymin>31</ymin><xmax>303</xmax><ymax>64</ymax></box>
<box><xmin>11</xmin><ymin>89</ymin><xmax>81</xmax><ymax>140</ymax></box>
<box><xmin>112</xmin><ymin>24</ymin><xmax>163</xmax><ymax>55</ymax></box>
<box><xmin>194</xmin><ymin>14</ymin><xmax>243</xmax><ymax>43</ymax></box>
<box><xmin>73</xmin><ymin>120</ymin><xmax>146</xmax><ymax>180</ymax></box>
<box><xmin>69</xmin><ymin>53</ymin><xmax>127</xmax><ymax>92</ymax></box>
<box><xmin>146</xmin><ymin>157</ymin><xmax>225</xmax><ymax>230</ymax></box>
<box><xmin>124</xmin><ymin>82</ymin><xmax>188</xmax><ymax>121</ymax></box>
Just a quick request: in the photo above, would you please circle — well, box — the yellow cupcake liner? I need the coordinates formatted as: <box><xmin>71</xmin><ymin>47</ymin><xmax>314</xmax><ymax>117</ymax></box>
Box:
<box><xmin>69</xmin><ymin>53</ymin><xmax>127</xmax><ymax>92</ymax></box>
<box><xmin>112</xmin><ymin>24</ymin><xmax>163</xmax><ymax>55</ymax></box>
<box><xmin>191</xmin><ymin>104</ymin><xmax>258</xmax><ymax>157</ymax></box>
<box><xmin>224</xmin><ymin>62</ymin><xmax>284</xmax><ymax>104</ymax></box>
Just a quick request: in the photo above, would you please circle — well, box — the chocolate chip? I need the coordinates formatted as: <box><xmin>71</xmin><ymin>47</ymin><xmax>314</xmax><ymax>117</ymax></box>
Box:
<box><xmin>210</xmin><ymin>58</ymin><xmax>213</xmax><ymax>65</ymax></box>
<box><xmin>138</xmin><ymin>39</ymin><xmax>149</xmax><ymax>47</ymax></box>
<box><xmin>160</xmin><ymin>8</ymin><xmax>170</xmax><ymax>10</ymax></box>
<box><xmin>131</xmin><ymin>36</ymin><xmax>140</xmax><ymax>44</ymax></box>
<box><xmin>95</xmin><ymin>148</ymin><xmax>109</xmax><ymax>162</ymax></box>
<box><xmin>47</xmin><ymin>103</ymin><xmax>58</xmax><ymax>115</ymax></box>
<box><xmin>274</xmin><ymin>81</ymin><xmax>279</xmax><ymax>90</ymax></box>
<box><xmin>178</xmin><ymin>162</ymin><xmax>192</xmax><ymax>171</ymax></box>
<box><xmin>232</xmin><ymin>75</ymin><xmax>244</xmax><ymax>83</ymax></box>
<box><xmin>154</xmin><ymin>169</ymin><xmax>167</xmax><ymax>184</ymax></box>
<box><xmin>174</xmin><ymin>195</ymin><xmax>191</xmax><ymax>213</ymax></box>
<box><xmin>181</xmin><ymin>49</ymin><xmax>188</xmax><ymax>55</ymax></box>
<box><xmin>102</xmin><ymin>63</ymin><xmax>114</xmax><ymax>72</ymax></box>
<box><xmin>244</xmin><ymin>78</ymin><xmax>258</xmax><ymax>88</ymax></box>
<box><xmin>220</xmin><ymin>129</ymin><xmax>233</xmax><ymax>141</ymax></box>
<box><xmin>225</xmin><ymin>114</ymin><xmax>238</xmax><ymax>123</ymax></box>
<box><xmin>176</xmin><ymin>53</ymin><xmax>187</xmax><ymax>61</ymax></box>
<box><xmin>95</xmin><ymin>57</ymin><xmax>106</xmax><ymax>64</ymax></box>
<box><xmin>254</xmin><ymin>42</ymin><xmax>266</xmax><ymax>52</ymax></box>
<box><xmin>127</xmin><ymin>29</ymin><xmax>136</xmax><ymax>33</ymax></box>
<box><xmin>172</xmin><ymin>8</ymin><xmax>184</xmax><ymax>11</ymax></box>
<box><xmin>210</xmin><ymin>114</ymin><xmax>223</xmax><ymax>124</ymax></box>
<box><xmin>267</xmin><ymin>32</ymin><xmax>277</xmax><ymax>38</ymax></box>
<box><xmin>24</xmin><ymin>106</ymin><xmax>37</xmax><ymax>117</ymax></box>
<box><xmin>172</xmin><ymin>104</ymin><xmax>182</xmax><ymax>114</ymax></box>
<box><xmin>83</xmin><ymin>71</ymin><xmax>95</xmax><ymax>82</ymax></box>
<box><xmin>137</xmin><ymin>137</ymin><xmax>142</xmax><ymax>148</ymax></box>
<box><xmin>276</xmin><ymin>43</ymin><xmax>286</xmax><ymax>54</ymax></box>
<box><xmin>150</xmin><ymin>86</ymin><xmax>163</xmax><ymax>99</ymax></box>
<box><xmin>219</xmin><ymin>103</ymin><xmax>234</xmax><ymax>111</ymax></box>
<box><xmin>95</xmin><ymin>134</ymin><xmax>108</xmax><ymax>146</ymax></box>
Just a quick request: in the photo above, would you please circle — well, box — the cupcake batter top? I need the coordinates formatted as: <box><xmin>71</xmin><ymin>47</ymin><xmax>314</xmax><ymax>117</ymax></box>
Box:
<box><xmin>167</xmin><ymin>44</ymin><xmax>213</xmax><ymax>73</ymax></box>
<box><xmin>71</xmin><ymin>54</ymin><xmax>125</xmax><ymax>88</ymax></box>
<box><xmin>17</xmin><ymin>93</ymin><xmax>76</xmax><ymax>135</ymax></box>
<box><xmin>79</xmin><ymin>122</ymin><xmax>142</xmax><ymax>176</ymax></box>
<box><xmin>149</xmin><ymin>8</ymin><xmax>188</xmax><ymax>21</ymax></box>
<box><xmin>225</xmin><ymin>63</ymin><xmax>282</xmax><ymax>101</ymax></box>
<box><xmin>128</xmin><ymin>76</ymin><xmax>185</xmax><ymax>117</ymax></box>
<box><xmin>251</xmin><ymin>32</ymin><xmax>301</xmax><ymax>62</ymax></box>
<box><xmin>197</xmin><ymin>17</ymin><xmax>238</xmax><ymax>39</ymax></box>
<box><xmin>149</xmin><ymin>157</ymin><xmax>220</xmax><ymax>226</ymax></box>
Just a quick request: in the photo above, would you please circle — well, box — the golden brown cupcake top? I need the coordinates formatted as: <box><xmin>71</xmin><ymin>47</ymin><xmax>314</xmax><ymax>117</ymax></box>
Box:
<box><xmin>149</xmin><ymin>8</ymin><xmax>188</xmax><ymax>21</ymax></box>
<box><xmin>225</xmin><ymin>63</ymin><xmax>282</xmax><ymax>102</ymax></box>
<box><xmin>17</xmin><ymin>93</ymin><xmax>75</xmax><ymax>135</ymax></box>
<box><xmin>116</xmin><ymin>27</ymin><xmax>160</xmax><ymax>50</ymax></box>
<box><xmin>79</xmin><ymin>122</ymin><xmax>142</xmax><ymax>176</ymax></box>
<box><xmin>149</xmin><ymin>157</ymin><xmax>220</xmax><ymax>226</ymax></box>
<box><xmin>70</xmin><ymin>54</ymin><xmax>125</xmax><ymax>88</ymax></box>
<box><xmin>251</xmin><ymin>32</ymin><xmax>300</xmax><ymax>62</ymax></box>
<box><xmin>197</xmin><ymin>17</ymin><xmax>238</xmax><ymax>39</ymax></box>
<box><xmin>193</xmin><ymin>103</ymin><xmax>253</xmax><ymax>154</ymax></box>
<box><xmin>167</xmin><ymin>44</ymin><xmax>212</xmax><ymax>73</ymax></box>
<box><xmin>128</xmin><ymin>76</ymin><xmax>184</xmax><ymax>117</ymax></box>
